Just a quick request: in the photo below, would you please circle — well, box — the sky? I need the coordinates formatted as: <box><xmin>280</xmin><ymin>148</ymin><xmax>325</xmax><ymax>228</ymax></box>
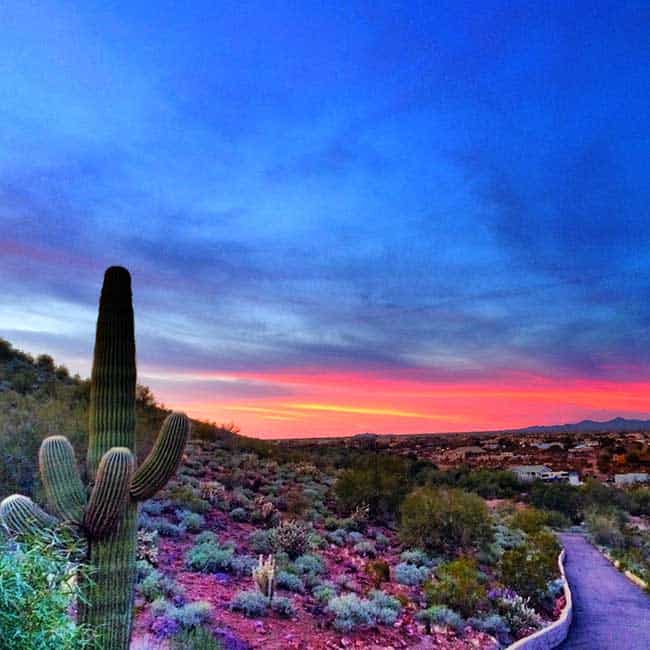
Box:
<box><xmin>1</xmin><ymin>1</ymin><xmax>650</xmax><ymax>438</ymax></box>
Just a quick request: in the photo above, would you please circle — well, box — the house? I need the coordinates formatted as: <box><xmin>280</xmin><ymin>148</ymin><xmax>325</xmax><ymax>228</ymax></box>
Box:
<box><xmin>614</xmin><ymin>473</ymin><xmax>649</xmax><ymax>486</ymax></box>
<box><xmin>510</xmin><ymin>465</ymin><xmax>553</xmax><ymax>482</ymax></box>
<box><xmin>569</xmin><ymin>471</ymin><xmax>581</xmax><ymax>486</ymax></box>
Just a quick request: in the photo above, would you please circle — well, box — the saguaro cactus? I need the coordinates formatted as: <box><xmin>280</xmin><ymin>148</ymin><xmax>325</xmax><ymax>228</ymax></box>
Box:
<box><xmin>0</xmin><ymin>266</ymin><xmax>190</xmax><ymax>649</ymax></box>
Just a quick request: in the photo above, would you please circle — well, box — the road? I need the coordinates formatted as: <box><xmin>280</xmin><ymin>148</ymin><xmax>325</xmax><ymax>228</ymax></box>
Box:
<box><xmin>558</xmin><ymin>533</ymin><xmax>650</xmax><ymax>650</ymax></box>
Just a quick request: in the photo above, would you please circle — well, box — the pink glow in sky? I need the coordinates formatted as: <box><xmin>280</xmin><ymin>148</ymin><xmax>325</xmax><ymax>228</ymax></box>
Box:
<box><xmin>142</xmin><ymin>366</ymin><xmax>650</xmax><ymax>438</ymax></box>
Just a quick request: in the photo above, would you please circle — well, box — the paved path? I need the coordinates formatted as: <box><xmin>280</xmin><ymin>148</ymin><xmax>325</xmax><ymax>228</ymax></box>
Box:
<box><xmin>558</xmin><ymin>533</ymin><xmax>650</xmax><ymax>650</ymax></box>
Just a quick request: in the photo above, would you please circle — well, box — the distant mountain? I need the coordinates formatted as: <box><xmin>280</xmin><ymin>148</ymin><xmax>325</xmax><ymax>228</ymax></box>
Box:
<box><xmin>515</xmin><ymin>417</ymin><xmax>650</xmax><ymax>435</ymax></box>
<box><xmin>340</xmin><ymin>417</ymin><xmax>650</xmax><ymax>442</ymax></box>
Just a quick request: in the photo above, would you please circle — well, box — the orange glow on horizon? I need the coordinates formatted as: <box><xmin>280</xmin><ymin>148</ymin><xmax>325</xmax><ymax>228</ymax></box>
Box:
<box><xmin>140</xmin><ymin>366</ymin><xmax>650</xmax><ymax>439</ymax></box>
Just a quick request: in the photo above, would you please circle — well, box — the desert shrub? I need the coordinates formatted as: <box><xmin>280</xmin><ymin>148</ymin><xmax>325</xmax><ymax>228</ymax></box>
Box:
<box><xmin>530</xmin><ymin>482</ymin><xmax>582</xmax><ymax>523</ymax></box>
<box><xmin>468</xmin><ymin>614</ymin><xmax>511</xmax><ymax>645</ymax></box>
<box><xmin>500</xmin><ymin>531</ymin><xmax>560</xmax><ymax>605</ymax></box>
<box><xmin>395</xmin><ymin>562</ymin><xmax>429</xmax><ymax>586</ymax></box>
<box><xmin>425</xmin><ymin>558</ymin><xmax>486</xmax><ymax>618</ymax></box>
<box><xmin>230</xmin><ymin>590</ymin><xmax>269</xmax><ymax>617</ymax></box>
<box><xmin>185</xmin><ymin>542</ymin><xmax>234</xmax><ymax>573</ymax></box>
<box><xmin>416</xmin><ymin>605</ymin><xmax>464</xmax><ymax>635</ymax></box>
<box><xmin>175</xmin><ymin>601</ymin><xmax>213</xmax><ymax>628</ymax></box>
<box><xmin>230</xmin><ymin>507</ymin><xmax>249</xmax><ymax>522</ymax></box>
<box><xmin>369</xmin><ymin>589</ymin><xmax>402</xmax><ymax>625</ymax></box>
<box><xmin>400</xmin><ymin>548</ymin><xmax>433</xmax><ymax>566</ymax></box>
<box><xmin>312</xmin><ymin>581</ymin><xmax>337</xmax><ymax>603</ymax></box>
<box><xmin>271</xmin><ymin>520</ymin><xmax>311</xmax><ymax>559</ymax></box>
<box><xmin>308</xmin><ymin>532</ymin><xmax>327</xmax><ymax>549</ymax></box>
<box><xmin>366</xmin><ymin>559</ymin><xmax>390</xmax><ymax>587</ymax></box>
<box><xmin>137</xmin><ymin>529</ymin><xmax>160</xmax><ymax>566</ymax></box>
<box><xmin>199</xmin><ymin>480</ymin><xmax>226</xmax><ymax>506</ymax></box>
<box><xmin>169</xmin><ymin>485</ymin><xmax>211</xmax><ymax>513</ymax></box>
<box><xmin>0</xmin><ymin>531</ymin><xmax>95</xmax><ymax>649</ymax></box>
<box><xmin>142</xmin><ymin>499</ymin><xmax>166</xmax><ymax>516</ymax></box>
<box><xmin>292</xmin><ymin>553</ymin><xmax>325</xmax><ymax>576</ymax></box>
<box><xmin>270</xmin><ymin>596</ymin><xmax>296</xmax><ymax>618</ymax></box>
<box><xmin>139</xmin><ymin>569</ymin><xmax>185</xmax><ymax>602</ymax></box>
<box><xmin>195</xmin><ymin>531</ymin><xmax>219</xmax><ymax>545</ymax></box>
<box><xmin>400</xmin><ymin>487</ymin><xmax>493</xmax><ymax>553</ymax></box>
<box><xmin>150</xmin><ymin>613</ymin><xmax>181</xmax><ymax>639</ymax></box>
<box><xmin>335</xmin><ymin>455</ymin><xmax>410</xmax><ymax>522</ymax></box>
<box><xmin>324</xmin><ymin>516</ymin><xmax>342</xmax><ymax>531</ymax></box>
<box><xmin>150</xmin><ymin>599</ymin><xmax>213</xmax><ymax>636</ymax></box>
<box><xmin>251</xmin><ymin>495</ymin><xmax>280</xmax><ymax>527</ymax></box>
<box><xmin>326</xmin><ymin>594</ymin><xmax>377</xmax><ymax>632</ymax></box>
<box><xmin>140</xmin><ymin>515</ymin><xmax>186</xmax><ymax>538</ymax></box>
<box><xmin>326</xmin><ymin>528</ymin><xmax>347</xmax><ymax>546</ymax></box>
<box><xmin>628</xmin><ymin>487</ymin><xmax>650</xmax><ymax>516</ymax></box>
<box><xmin>230</xmin><ymin>554</ymin><xmax>258</xmax><ymax>576</ymax></box>
<box><xmin>441</xmin><ymin>468</ymin><xmax>524</xmax><ymax>499</ymax></box>
<box><xmin>170</xmin><ymin>627</ymin><xmax>223</xmax><ymax>650</ymax></box>
<box><xmin>492</xmin><ymin>591</ymin><xmax>542</xmax><ymax>637</ymax></box>
<box><xmin>353</xmin><ymin>540</ymin><xmax>376</xmax><ymax>557</ymax></box>
<box><xmin>178</xmin><ymin>510</ymin><xmax>206</xmax><ymax>533</ymax></box>
<box><xmin>249</xmin><ymin>529</ymin><xmax>274</xmax><ymax>554</ymax></box>
<box><xmin>491</xmin><ymin>523</ymin><xmax>526</xmax><ymax>555</ymax></box>
<box><xmin>373</xmin><ymin>531</ymin><xmax>390</xmax><ymax>549</ymax></box>
<box><xmin>325</xmin><ymin>591</ymin><xmax>402</xmax><ymax>631</ymax></box>
<box><xmin>511</xmin><ymin>507</ymin><xmax>550</xmax><ymax>535</ymax></box>
<box><xmin>137</xmin><ymin>558</ymin><xmax>156</xmax><ymax>581</ymax></box>
<box><xmin>276</xmin><ymin>570</ymin><xmax>305</xmax><ymax>593</ymax></box>
<box><xmin>585</xmin><ymin>509</ymin><xmax>626</xmax><ymax>548</ymax></box>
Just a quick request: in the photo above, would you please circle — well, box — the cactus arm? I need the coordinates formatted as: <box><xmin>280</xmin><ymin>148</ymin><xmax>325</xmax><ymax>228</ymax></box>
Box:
<box><xmin>130</xmin><ymin>411</ymin><xmax>190</xmax><ymax>501</ymax></box>
<box><xmin>87</xmin><ymin>266</ymin><xmax>136</xmax><ymax>480</ymax></box>
<box><xmin>0</xmin><ymin>494</ymin><xmax>58</xmax><ymax>536</ymax></box>
<box><xmin>39</xmin><ymin>435</ymin><xmax>87</xmax><ymax>524</ymax></box>
<box><xmin>84</xmin><ymin>448</ymin><xmax>135</xmax><ymax>539</ymax></box>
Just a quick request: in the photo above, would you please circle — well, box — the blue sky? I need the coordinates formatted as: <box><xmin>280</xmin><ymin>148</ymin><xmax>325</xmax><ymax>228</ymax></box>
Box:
<box><xmin>2</xmin><ymin>2</ymin><xmax>650</xmax><ymax>436</ymax></box>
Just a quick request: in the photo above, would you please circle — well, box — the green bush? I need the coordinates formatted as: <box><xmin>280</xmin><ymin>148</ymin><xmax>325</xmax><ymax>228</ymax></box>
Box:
<box><xmin>230</xmin><ymin>590</ymin><xmax>269</xmax><ymax>617</ymax></box>
<box><xmin>276</xmin><ymin>570</ymin><xmax>305</xmax><ymax>593</ymax></box>
<box><xmin>416</xmin><ymin>605</ymin><xmax>464</xmax><ymax>635</ymax></box>
<box><xmin>335</xmin><ymin>456</ymin><xmax>409</xmax><ymax>522</ymax></box>
<box><xmin>500</xmin><ymin>530</ymin><xmax>560</xmax><ymax>605</ymax></box>
<box><xmin>585</xmin><ymin>509</ymin><xmax>626</xmax><ymax>548</ymax></box>
<box><xmin>511</xmin><ymin>507</ymin><xmax>550</xmax><ymax>534</ymax></box>
<box><xmin>400</xmin><ymin>487</ymin><xmax>493</xmax><ymax>553</ymax></box>
<box><xmin>270</xmin><ymin>520</ymin><xmax>310</xmax><ymax>559</ymax></box>
<box><xmin>365</xmin><ymin>559</ymin><xmax>390</xmax><ymax>587</ymax></box>
<box><xmin>530</xmin><ymin>482</ymin><xmax>582</xmax><ymax>523</ymax></box>
<box><xmin>270</xmin><ymin>596</ymin><xmax>296</xmax><ymax>618</ymax></box>
<box><xmin>0</xmin><ymin>531</ymin><xmax>95</xmax><ymax>649</ymax></box>
<box><xmin>424</xmin><ymin>557</ymin><xmax>486</xmax><ymax>618</ymax></box>
<box><xmin>185</xmin><ymin>542</ymin><xmax>234</xmax><ymax>573</ymax></box>
<box><xmin>138</xmin><ymin>569</ymin><xmax>184</xmax><ymax>602</ymax></box>
<box><xmin>395</xmin><ymin>562</ymin><xmax>429</xmax><ymax>586</ymax></box>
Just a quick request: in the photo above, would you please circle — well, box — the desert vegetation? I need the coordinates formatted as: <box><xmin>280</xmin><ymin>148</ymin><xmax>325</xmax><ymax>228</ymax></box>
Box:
<box><xmin>1</xmin><ymin>273</ymin><xmax>649</xmax><ymax>649</ymax></box>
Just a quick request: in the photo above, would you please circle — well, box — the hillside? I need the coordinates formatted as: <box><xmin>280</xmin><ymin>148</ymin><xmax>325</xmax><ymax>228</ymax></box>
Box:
<box><xmin>0</xmin><ymin>337</ymin><xmax>254</xmax><ymax>500</ymax></box>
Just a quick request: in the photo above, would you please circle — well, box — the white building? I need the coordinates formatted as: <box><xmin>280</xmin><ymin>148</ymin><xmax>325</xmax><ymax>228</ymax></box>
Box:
<box><xmin>511</xmin><ymin>465</ymin><xmax>553</xmax><ymax>482</ymax></box>
<box><xmin>614</xmin><ymin>473</ymin><xmax>649</xmax><ymax>486</ymax></box>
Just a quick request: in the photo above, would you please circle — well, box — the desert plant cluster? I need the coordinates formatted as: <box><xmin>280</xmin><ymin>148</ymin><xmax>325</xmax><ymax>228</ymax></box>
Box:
<box><xmin>123</xmin><ymin>435</ymin><xmax>566</xmax><ymax>649</ymax></box>
<box><xmin>1</xmin><ymin>267</ymin><xmax>648</xmax><ymax>649</ymax></box>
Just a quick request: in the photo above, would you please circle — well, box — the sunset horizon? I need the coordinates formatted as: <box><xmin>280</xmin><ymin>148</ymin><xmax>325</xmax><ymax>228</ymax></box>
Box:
<box><xmin>3</xmin><ymin>3</ymin><xmax>650</xmax><ymax>439</ymax></box>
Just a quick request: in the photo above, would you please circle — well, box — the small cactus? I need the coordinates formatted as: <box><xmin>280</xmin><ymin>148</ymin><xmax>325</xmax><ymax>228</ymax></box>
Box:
<box><xmin>253</xmin><ymin>554</ymin><xmax>277</xmax><ymax>601</ymax></box>
<box><xmin>0</xmin><ymin>267</ymin><xmax>190</xmax><ymax>649</ymax></box>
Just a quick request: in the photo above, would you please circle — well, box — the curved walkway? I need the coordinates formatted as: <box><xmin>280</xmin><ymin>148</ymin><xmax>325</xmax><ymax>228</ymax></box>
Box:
<box><xmin>558</xmin><ymin>533</ymin><xmax>650</xmax><ymax>650</ymax></box>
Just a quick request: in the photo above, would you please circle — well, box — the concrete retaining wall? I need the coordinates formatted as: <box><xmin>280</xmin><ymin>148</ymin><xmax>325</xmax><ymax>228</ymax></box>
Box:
<box><xmin>599</xmin><ymin>547</ymin><xmax>648</xmax><ymax>591</ymax></box>
<box><xmin>506</xmin><ymin>548</ymin><xmax>572</xmax><ymax>650</ymax></box>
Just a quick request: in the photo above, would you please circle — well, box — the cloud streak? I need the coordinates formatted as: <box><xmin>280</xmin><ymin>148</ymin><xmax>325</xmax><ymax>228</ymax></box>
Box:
<box><xmin>1</xmin><ymin>2</ymin><xmax>649</xmax><ymax>436</ymax></box>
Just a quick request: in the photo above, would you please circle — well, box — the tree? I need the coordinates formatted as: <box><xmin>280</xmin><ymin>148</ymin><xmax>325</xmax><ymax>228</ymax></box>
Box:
<box><xmin>400</xmin><ymin>487</ymin><xmax>493</xmax><ymax>553</ymax></box>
